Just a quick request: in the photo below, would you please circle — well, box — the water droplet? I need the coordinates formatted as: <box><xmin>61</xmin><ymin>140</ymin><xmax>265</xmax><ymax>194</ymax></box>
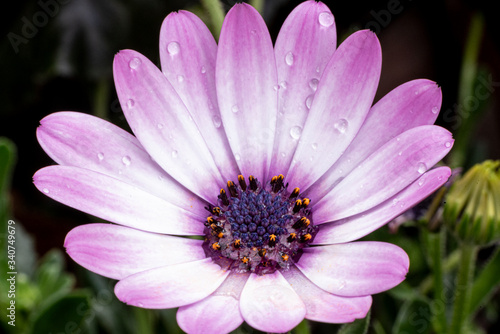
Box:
<box><xmin>280</xmin><ymin>152</ymin><xmax>286</xmax><ymax>158</ymax></box>
<box><xmin>137</xmin><ymin>302</ymin><xmax>144</xmax><ymax>307</ymax></box>
<box><xmin>212</xmin><ymin>115</ymin><xmax>222</xmax><ymax>128</ymax></box>
<box><xmin>126</xmin><ymin>99</ymin><xmax>135</xmax><ymax>109</ymax></box>
<box><xmin>289</xmin><ymin>126</ymin><xmax>302</xmax><ymax>140</ymax></box>
<box><xmin>309</xmin><ymin>78</ymin><xmax>319</xmax><ymax>91</ymax></box>
<box><xmin>417</xmin><ymin>162</ymin><xmax>427</xmax><ymax>174</ymax></box>
<box><xmin>445</xmin><ymin>141</ymin><xmax>451</xmax><ymax>148</ymax></box>
<box><xmin>280</xmin><ymin>81</ymin><xmax>288</xmax><ymax>89</ymax></box>
<box><xmin>167</xmin><ymin>41</ymin><xmax>180</xmax><ymax>55</ymax></box>
<box><xmin>305</xmin><ymin>95</ymin><xmax>313</xmax><ymax>109</ymax></box>
<box><xmin>250</xmin><ymin>29</ymin><xmax>257</xmax><ymax>35</ymax></box>
<box><xmin>285</xmin><ymin>51</ymin><xmax>294</xmax><ymax>66</ymax></box>
<box><xmin>315</xmin><ymin>66</ymin><xmax>320</xmax><ymax>73</ymax></box>
<box><xmin>97</xmin><ymin>152</ymin><xmax>104</xmax><ymax>161</ymax></box>
<box><xmin>392</xmin><ymin>198</ymin><xmax>399</xmax><ymax>205</ymax></box>
<box><xmin>312</xmin><ymin>143</ymin><xmax>318</xmax><ymax>150</ymax></box>
<box><xmin>334</xmin><ymin>119</ymin><xmax>348</xmax><ymax>134</ymax></box>
<box><xmin>43</xmin><ymin>188</ymin><xmax>49</xmax><ymax>194</ymax></box>
<box><xmin>128</xmin><ymin>57</ymin><xmax>141</xmax><ymax>70</ymax></box>
<box><xmin>431</xmin><ymin>106</ymin><xmax>439</xmax><ymax>114</ymax></box>
<box><xmin>318</xmin><ymin>12</ymin><xmax>334</xmax><ymax>27</ymax></box>
<box><xmin>418</xmin><ymin>179</ymin><xmax>424</xmax><ymax>187</ymax></box>
<box><xmin>177</xmin><ymin>75</ymin><xmax>184</xmax><ymax>83</ymax></box>
<box><xmin>235</xmin><ymin>153</ymin><xmax>241</xmax><ymax>161</ymax></box>
<box><xmin>171</xmin><ymin>150</ymin><xmax>178</xmax><ymax>158</ymax></box>
<box><xmin>273</xmin><ymin>84</ymin><xmax>280</xmax><ymax>91</ymax></box>
<box><xmin>338</xmin><ymin>280</ymin><xmax>346</xmax><ymax>290</ymax></box>
<box><xmin>122</xmin><ymin>156</ymin><xmax>131</xmax><ymax>166</ymax></box>
<box><xmin>414</xmin><ymin>90</ymin><xmax>419</xmax><ymax>95</ymax></box>
<box><xmin>200</xmin><ymin>66</ymin><xmax>206</xmax><ymax>74</ymax></box>
<box><xmin>157</xmin><ymin>123</ymin><xmax>164</xmax><ymax>129</ymax></box>
<box><xmin>398</xmin><ymin>151</ymin><xmax>402</xmax><ymax>156</ymax></box>
<box><xmin>231</xmin><ymin>105</ymin><xmax>239</xmax><ymax>113</ymax></box>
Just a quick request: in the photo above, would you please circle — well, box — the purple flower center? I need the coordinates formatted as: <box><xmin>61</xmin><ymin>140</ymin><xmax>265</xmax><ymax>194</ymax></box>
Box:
<box><xmin>202</xmin><ymin>174</ymin><xmax>318</xmax><ymax>275</ymax></box>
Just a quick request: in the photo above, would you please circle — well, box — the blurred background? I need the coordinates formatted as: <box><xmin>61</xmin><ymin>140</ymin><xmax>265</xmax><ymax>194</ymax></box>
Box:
<box><xmin>1</xmin><ymin>0</ymin><xmax>499</xmax><ymax>333</ymax></box>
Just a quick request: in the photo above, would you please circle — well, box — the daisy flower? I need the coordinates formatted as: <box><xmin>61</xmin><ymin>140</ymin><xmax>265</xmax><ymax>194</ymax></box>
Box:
<box><xmin>34</xmin><ymin>1</ymin><xmax>453</xmax><ymax>333</ymax></box>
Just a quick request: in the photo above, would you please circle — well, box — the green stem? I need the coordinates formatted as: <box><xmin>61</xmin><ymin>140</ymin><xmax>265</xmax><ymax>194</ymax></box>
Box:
<box><xmin>428</xmin><ymin>229</ymin><xmax>447</xmax><ymax>333</ymax></box>
<box><xmin>201</xmin><ymin>0</ymin><xmax>225</xmax><ymax>41</ymax></box>
<box><xmin>449</xmin><ymin>243</ymin><xmax>478</xmax><ymax>334</ymax></box>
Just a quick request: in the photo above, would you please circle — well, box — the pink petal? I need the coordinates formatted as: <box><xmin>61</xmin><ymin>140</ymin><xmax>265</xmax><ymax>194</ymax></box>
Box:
<box><xmin>314</xmin><ymin>125</ymin><xmax>453</xmax><ymax>223</ymax></box>
<box><xmin>269</xmin><ymin>1</ymin><xmax>337</xmax><ymax>176</ymax></box>
<box><xmin>282</xmin><ymin>266</ymin><xmax>372</xmax><ymax>323</ymax></box>
<box><xmin>159</xmin><ymin>11</ymin><xmax>240</xmax><ymax>182</ymax></box>
<box><xmin>64</xmin><ymin>224</ymin><xmax>205</xmax><ymax>280</ymax></box>
<box><xmin>113</xmin><ymin>50</ymin><xmax>223</xmax><ymax>203</ymax></box>
<box><xmin>216</xmin><ymin>3</ymin><xmax>278</xmax><ymax>181</ymax></box>
<box><xmin>36</xmin><ymin>111</ymin><xmax>207</xmax><ymax>217</ymax></box>
<box><xmin>33</xmin><ymin>166</ymin><xmax>204</xmax><ymax>235</ymax></box>
<box><xmin>296</xmin><ymin>242</ymin><xmax>409</xmax><ymax>297</ymax></box>
<box><xmin>240</xmin><ymin>271</ymin><xmax>306</xmax><ymax>333</ymax></box>
<box><xmin>114</xmin><ymin>258</ymin><xmax>228</xmax><ymax>309</ymax></box>
<box><xmin>286</xmin><ymin>30</ymin><xmax>381</xmax><ymax>190</ymax></box>
<box><xmin>176</xmin><ymin>272</ymin><xmax>249</xmax><ymax>334</ymax></box>
<box><xmin>306</xmin><ymin>79</ymin><xmax>443</xmax><ymax>201</ymax></box>
<box><xmin>313</xmin><ymin>167</ymin><xmax>451</xmax><ymax>244</ymax></box>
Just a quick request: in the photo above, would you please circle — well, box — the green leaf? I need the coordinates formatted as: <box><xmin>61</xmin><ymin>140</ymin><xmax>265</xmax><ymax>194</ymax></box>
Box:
<box><xmin>29</xmin><ymin>291</ymin><xmax>91</xmax><ymax>334</ymax></box>
<box><xmin>36</xmin><ymin>250</ymin><xmax>75</xmax><ymax>302</ymax></box>
<box><xmin>393</xmin><ymin>298</ymin><xmax>432</xmax><ymax>334</ymax></box>
<box><xmin>469</xmin><ymin>248</ymin><xmax>500</xmax><ymax>315</ymax></box>
<box><xmin>338</xmin><ymin>310</ymin><xmax>370</xmax><ymax>334</ymax></box>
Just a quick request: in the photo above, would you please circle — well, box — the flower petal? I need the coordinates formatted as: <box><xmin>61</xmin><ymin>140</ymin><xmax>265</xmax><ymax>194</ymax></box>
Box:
<box><xmin>313</xmin><ymin>167</ymin><xmax>451</xmax><ymax>244</ymax></box>
<box><xmin>216</xmin><ymin>3</ymin><xmax>278</xmax><ymax>181</ymax></box>
<box><xmin>114</xmin><ymin>258</ymin><xmax>228</xmax><ymax>309</ymax></box>
<box><xmin>64</xmin><ymin>224</ymin><xmax>205</xmax><ymax>280</ymax></box>
<box><xmin>296</xmin><ymin>242</ymin><xmax>409</xmax><ymax>297</ymax></box>
<box><xmin>286</xmin><ymin>30</ymin><xmax>381</xmax><ymax>190</ymax></box>
<box><xmin>240</xmin><ymin>271</ymin><xmax>306</xmax><ymax>333</ymax></box>
<box><xmin>159</xmin><ymin>11</ymin><xmax>240</xmax><ymax>182</ymax></box>
<box><xmin>36</xmin><ymin>111</ymin><xmax>207</xmax><ymax>216</ymax></box>
<box><xmin>33</xmin><ymin>166</ymin><xmax>204</xmax><ymax>235</ymax></box>
<box><xmin>314</xmin><ymin>125</ymin><xmax>453</xmax><ymax>223</ymax></box>
<box><xmin>113</xmin><ymin>50</ymin><xmax>223</xmax><ymax>203</ymax></box>
<box><xmin>306</xmin><ymin>79</ymin><xmax>443</xmax><ymax>201</ymax></box>
<box><xmin>270</xmin><ymin>1</ymin><xmax>337</xmax><ymax>176</ymax></box>
<box><xmin>176</xmin><ymin>272</ymin><xmax>248</xmax><ymax>334</ymax></box>
<box><xmin>282</xmin><ymin>266</ymin><xmax>372</xmax><ymax>323</ymax></box>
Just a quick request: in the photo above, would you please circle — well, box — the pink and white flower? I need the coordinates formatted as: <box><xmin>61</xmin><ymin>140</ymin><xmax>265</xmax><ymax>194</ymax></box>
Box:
<box><xmin>34</xmin><ymin>1</ymin><xmax>453</xmax><ymax>333</ymax></box>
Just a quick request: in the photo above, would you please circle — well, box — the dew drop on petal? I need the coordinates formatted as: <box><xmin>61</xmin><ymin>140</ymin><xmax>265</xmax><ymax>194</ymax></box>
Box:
<box><xmin>273</xmin><ymin>84</ymin><xmax>280</xmax><ymax>91</ymax></box>
<box><xmin>235</xmin><ymin>153</ymin><xmax>241</xmax><ymax>161</ymax></box>
<box><xmin>126</xmin><ymin>99</ymin><xmax>135</xmax><ymax>109</ymax></box>
<box><xmin>177</xmin><ymin>75</ymin><xmax>184</xmax><ymax>83</ymax></box>
<box><xmin>312</xmin><ymin>143</ymin><xmax>318</xmax><ymax>150</ymax></box>
<box><xmin>417</xmin><ymin>162</ymin><xmax>427</xmax><ymax>174</ymax></box>
<box><xmin>280</xmin><ymin>152</ymin><xmax>286</xmax><ymax>158</ymax></box>
<box><xmin>171</xmin><ymin>150</ymin><xmax>178</xmax><ymax>158</ymax></box>
<box><xmin>309</xmin><ymin>78</ymin><xmax>319</xmax><ymax>91</ymax></box>
<box><xmin>338</xmin><ymin>280</ymin><xmax>346</xmax><ymax>290</ymax></box>
<box><xmin>167</xmin><ymin>41</ymin><xmax>180</xmax><ymax>55</ymax></box>
<box><xmin>231</xmin><ymin>105</ymin><xmax>239</xmax><ymax>113</ymax></box>
<box><xmin>432</xmin><ymin>106</ymin><xmax>439</xmax><ymax>114</ymax></box>
<box><xmin>280</xmin><ymin>81</ymin><xmax>288</xmax><ymax>89</ymax></box>
<box><xmin>289</xmin><ymin>126</ymin><xmax>302</xmax><ymax>140</ymax></box>
<box><xmin>128</xmin><ymin>57</ymin><xmax>141</xmax><ymax>70</ymax></box>
<box><xmin>445</xmin><ymin>141</ymin><xmax>451</xmax><ymax>148</ymax></box>
<box><xmin>418</xmin><ymin>179</ymin><xmax>424</xmax><ymax>187</ymax></box>
<box><xmin>334</xmin><ymin>119</ymin><xmax>348</xmax><ymax>134</ymax></box>
<box><xmin>122</xmin><ymin>156</ymin><xmax>131</xmax><ymax>166</ymax></box>
<box><xmin>157</xmin><ymin>123</ymin><xmax>164</xmax><ymax>129</ymax></box>
<box><xmin>305</xmin><ymin>95</ymin><xmax>313</xmax><ymax>109</ymax></box>
<box><xmin>200</xmin><ymin>66</ymin><xmax>206</xmax><ymax>74</ymax></box>
<box><xmin>43</xmin><ymin>188</ymin><xmax>49</xmax><ymax>194</ymax></box>
<box><xmin>212</xmin><ymin>115</ymin><xmax>222</xmax><ymax>128</ymax></box>
<box><xmin>285</xmin><ymin>51</ymin><xmax>294</xmax><ymax>66</ymax></box>
<box><xmin>137</xmin><ymin>302</ymin><xmax>144</xmax><ymax>307</ymax></box>
<box><xmin>97</xmin><ymin>152</ymin><xmax>104</xmax><ymax>161</ymax></box>
<box><xmin>318</xmin><ymin>12</ymin><xmax>334</xmax><ymax>27</ymax></box>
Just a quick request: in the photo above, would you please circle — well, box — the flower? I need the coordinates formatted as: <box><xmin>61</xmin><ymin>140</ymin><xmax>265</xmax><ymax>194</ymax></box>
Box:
<box><xmin>34</xmin><ymin>1</ymin><xmax>454</xmax><ymax>333</ymax></box>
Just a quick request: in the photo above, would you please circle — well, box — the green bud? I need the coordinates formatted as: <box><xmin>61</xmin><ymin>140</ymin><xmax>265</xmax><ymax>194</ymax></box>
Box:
<box><xmin>443</xmin><ymin>160</ymin><xmax>500</xmax><ymax>246</ymax></box>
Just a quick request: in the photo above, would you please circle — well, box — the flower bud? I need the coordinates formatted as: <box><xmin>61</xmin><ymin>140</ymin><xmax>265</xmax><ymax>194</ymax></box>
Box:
<box><xmin>443</xmin><ymin>160</ymin><xmax>500</xmax><ymax>245</ymax></box>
